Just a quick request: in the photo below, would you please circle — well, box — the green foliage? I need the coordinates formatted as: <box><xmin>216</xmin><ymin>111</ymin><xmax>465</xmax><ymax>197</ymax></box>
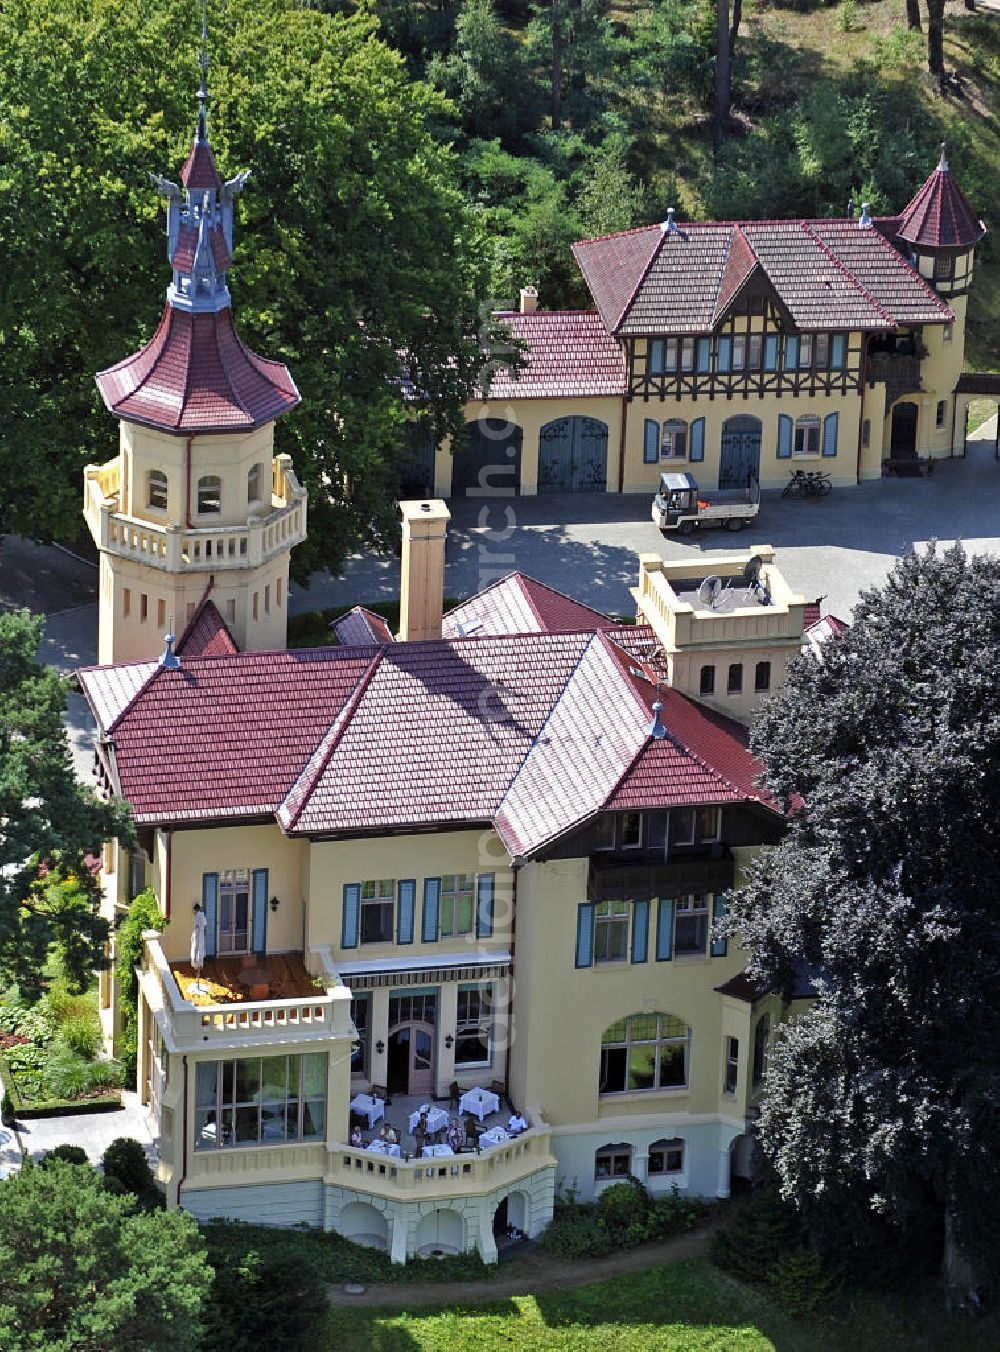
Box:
<box><xmin>709</xmin><ymin>1188</ymin><xmax>805</xmax><ymax>1286</ymax></box>
<box><xmin>58</xmin><ymin>1014</ymin><xmax>101</xmax><ymax>1059</ymax></box>
<box><xmin>0</xmin><ymin>1160</ymin><xmax>211</xmax><ymax>1351</ymax></box>
<box><xmin>542</xmin><ymin>1186</ymin><xmax>704</xmax><ymax>1258</ymax></box>
<box><xmin>765</xmin><ymin>1245</ymin><xmax>843</xmax><ymax>1317</ymax></box>
<box><xmin>42</xmin><ymin>1144</ymin><xmax>90</xmax><ymax>1167</ymax></box>
<box><xmin>1</xmin><ymin>1090</ymin><xmax>14</xmax><ymax>1124</ymax></box>
<box><xmin>42</xmin><ymin>1044</ymin><xmax>123</xmax><ymax>1100</ymax></box>
<box><xmin>30</xmin><ymin>867</ymin><xmax>108</xmax><ymax>995</ymax></box>
<box><xmin>101</xmin><ymin>1136</ymin><xmax>157</xmax><ymax>1199</ymax></box>
<box><xmin>835</xmin><ymin>0</ymin><xmax>858</xmax><ymax>33</ymax></box>
<box><xmin>202</xmin><ymin>1238</ymin><xmax>327</xmax><ymax>1352</ymax></box>
<box><xmin>598</xmin><ymin>1177</ymin><xmax>650</xmax><ymax>1232</ymax></box>
<box><xmin>0</xmin><ymin>611</ymin><xmax>132</xmax><ymax>997</ymax></box>
<box><xmin>115</xmin><ymin>887</ymin><xmax>165</xmax><ymax>1086</ymax></box>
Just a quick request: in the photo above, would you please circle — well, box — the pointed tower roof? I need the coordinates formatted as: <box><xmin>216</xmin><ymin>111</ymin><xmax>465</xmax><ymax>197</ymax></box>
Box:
<box><xmin>95</xmin><ymin>18</ymin><xmax>299</xmax><ymax>435</ymax></box>
<box><xmin>896</xmin><ymin>144</ymin><xmax>986</xmax><ymax>250</ymax></box>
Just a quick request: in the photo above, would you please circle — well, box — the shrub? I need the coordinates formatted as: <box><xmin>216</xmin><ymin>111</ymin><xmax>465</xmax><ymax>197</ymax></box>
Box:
<box><xmin>43</xmin><ymin>1144</ymin><xmax>90</xmax><ymax>1167</ymax></box>
<box><xmin>648</xmin><ymin>1188</ymin><xmax>705</xmax><ymax>1239</ymax></box>
<box><xmin>59</xmin><ymin>1014</ymin><xmax>101</xmax><ymax>1059</ymax></box>
<box><xmin>102</xmin><ymin>1136</ymin><xmax>156</xmax><ymax>1197</ymax></box>
<box><xmin>1</xmin><ymin>1090</ymin><xmax>14</xmax><ymax>1124</ymax></box>
<box><xmin>598</xmin><ymin>1178</ymin><xmax>649</xmax><ymax>1235</ymax></box>
<box><xmin>42</xmin><ymin>1045</ymin><xmax>94</xmax><ymax>1099</ymax></box>
<box><xmin>765</xmin><ymin>1245</ymin><xmax>842</xmax><ymax>1317</ymax></box>
<box><xmin>201</xmin><ymin>1244</ymin><xmax>327</xmax><ymax>1351</ymax></box>
<box><xmin>539</xmin><ymin>1204</ymin><xmax>615</xmax><ymax>1259</ymax></box>
<box><xmin>40</xmin><ymin>981</ymin><xmax>95</xmax><ymax>1027</ymax></box>
<box><xmin>709</xmin><ymin>1187</ymin><xmax>806</xmax><ymax>1286</ymax></box>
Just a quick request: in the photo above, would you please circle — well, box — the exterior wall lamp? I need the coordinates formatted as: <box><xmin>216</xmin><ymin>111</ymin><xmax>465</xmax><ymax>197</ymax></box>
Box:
<box><xmin>269</xmin><ymin>895</ymin><xmax>281</xmax><ymax>913</ymax></box>
<box><xmin>375</xmin><ymin>1040</ymin><xmax>385</xmax><ymax>1055</ymax></box>
<box><xmin>444</xmin><ymin>1035</ymin><xmax>454</xmax><ymax>1050</ymax></box>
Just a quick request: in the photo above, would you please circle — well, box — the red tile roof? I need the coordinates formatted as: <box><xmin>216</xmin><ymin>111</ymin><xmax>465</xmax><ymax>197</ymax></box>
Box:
<box><xmin>573</xmin><ymin>216</ymin><xmax>954</xmax><ymax>337</ymax></box>
<box><xmin>485</xmin><ymin>311</ymin><xmax>626</xmax><ymax>400</ymax></box>
<box><xmin>180</xmin><ymin>138</ymin><xmax>223</xmax><ymax>192</ymax></box>
<box><xmin>175</xmin><ymin>597</ymin><xmax>239</xmax><ymax>658</ymax></box>
<box><xmin>443</xmin><ymin>572</ymin><xmax>615</xmax><ymax>639</ymax></box>
<box><xmin>895</xmin><ymin>155</ymin><xmax>985</xmax><ymax>250</ymax></box>
<box><xmin>95</xmin><ymin>304</ymin><xmax>300</xmax><ymax>434</ymax></box>
<box><xmin>332</xmin><ymin>607</ymin><xmax>395</xmax><ymax>646</ymax></box>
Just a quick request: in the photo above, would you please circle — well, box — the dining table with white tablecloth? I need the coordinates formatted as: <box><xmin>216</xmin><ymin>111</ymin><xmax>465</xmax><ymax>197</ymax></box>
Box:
<box><xmin>421</xmin><ymin>1143</ymin><xmax>455</xmax><ymax>1158</ymax></box>
<box><xmin>350</xmin><ymin>1093</ymin><xmax>385</xmax><ymax>1130</ymax></box>
<box><xmin>478</xmin><ymin>1126</ymin><xmax>510</xmax><ymax>1149</ymax></box>
<box><xmin>407</xmin><ymin>1104</ymin><xmax>449</xmax><ymax>1137</ymax></box>
<box><xmin>366</xmin><ymin>1139</ymin><xmax>401</xmax><ymax>1158</ymax></box>
<box><xmin>458</xmin><ymin>1086</ymin><xmax>500</xmax><ymax>1121</ymax></box>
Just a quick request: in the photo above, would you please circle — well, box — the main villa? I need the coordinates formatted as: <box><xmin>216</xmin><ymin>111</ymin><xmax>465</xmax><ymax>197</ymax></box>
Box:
<box><xmin>77</xmin><ymin>78</ymin><xmax>982</xmax><ymax>1262</ymax></box>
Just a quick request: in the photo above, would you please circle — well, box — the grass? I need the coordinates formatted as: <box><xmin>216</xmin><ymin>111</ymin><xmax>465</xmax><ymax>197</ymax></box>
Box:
<box><xmin>305</xmin><ymin>1255</ymin><xmax>1000</xmax><ymax>1352</ymax></box>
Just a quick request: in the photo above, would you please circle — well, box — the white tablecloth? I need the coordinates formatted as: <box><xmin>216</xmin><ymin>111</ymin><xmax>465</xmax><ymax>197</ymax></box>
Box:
<box><xmin>458</xmin><ymin>1087</ymin><xmax>500</xmax><ymax>1121</ymax></box>
<box><xmin>366</xmin><ymin>1140</ymin><xmax>401</xmax><ymax>1157</ymax></box>
<box><xmin>479</xmin><ymin>1126</ymin><xmax>510</xmax><ymax>1148</ymax></box>
<box><xmin>421</xmin><ymin>1143</ymin><xmax>455</xmax><ymax>1158</ymax></box>
<box><xmin>350</xmin><ymin>1094</ymin><xmax>385</xmax><ymax>1129</ymax></box>
<box><xmin>408</xmin><ymin>1105</ymin><xmax>448</xmax><ymax>1136</ymax></box>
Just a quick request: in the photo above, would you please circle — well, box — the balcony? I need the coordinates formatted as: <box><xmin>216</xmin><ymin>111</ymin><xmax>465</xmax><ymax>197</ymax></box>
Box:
<box><xmin>589</xmin><ymin>851</ymin><xmax>734</xmax><ymax>901</ymax></box>
<box><xmin>139</xmin><ymin>935</ymin><xmax>353</xmax><ymax>1053</ymax></box>
<box><xmin>83</xmin><ymin>455</ymin><xmax>307</xmax><ymax>573</ymax></box>
<box><xmin>866</xmin><ymin>351</ymin><xmax>923</xmax><ymax>402</ymax></box>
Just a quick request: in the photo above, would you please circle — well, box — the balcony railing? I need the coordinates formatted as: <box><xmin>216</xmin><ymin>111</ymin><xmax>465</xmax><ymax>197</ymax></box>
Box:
<box><xmin>140</xmin><ymin>933</ymin><xmax>354</xmax><ymax>1053</ymax></box>
<box><xmin>83</xmin><ymin>455</ymin><xmax>307</xmax><ymax>573</ymax></box>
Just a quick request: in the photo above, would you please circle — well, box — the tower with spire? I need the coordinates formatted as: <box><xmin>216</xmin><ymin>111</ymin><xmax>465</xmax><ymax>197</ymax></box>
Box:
<box><xmin>84</xmin><ymin>19</ymin><xmax>307</xmax><ymax>665</ymax></box>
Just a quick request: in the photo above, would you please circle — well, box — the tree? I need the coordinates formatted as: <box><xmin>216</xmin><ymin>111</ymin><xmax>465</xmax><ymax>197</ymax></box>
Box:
<box><xmin>925</xmin><ymin>0</ymin><xmax>946</xmax><ymax>82</ymax></box>
<box><xmin>714</xmin><ymin>0</ymin><xmax>731</xmax><ymax>152</ymax></box>
<box><xmin>0</xmin><ymin>1160</ymin><xmax>212</xmax><ymax>1351</ymax></box>
<box><xmin>0</xmin><ymin>0</ymin><xmax>496</xmax><ymax>578</ymax></box>
<box><xmin>528</xmin><ymin>0</ymin><xmax>618</xmax><ymax>132</ymax></box>
<box><xmin>726</xmin><ymin>544</ymin><xmax>1000</xmax><ymax>1296</ymax></box>
<box><xmin>0</xmin><ymin>611</ymin><xmax>132</xmax><ymax>996</ymax></box>
<box><xmin>906</xmin><ymin>0</ymin><xmax>922</xmax><ymax>31</ymax></box>
<box><xmin>577</xmin><ymin>137</ymin><xmax>648</xmax><ymax>238</ymax></box>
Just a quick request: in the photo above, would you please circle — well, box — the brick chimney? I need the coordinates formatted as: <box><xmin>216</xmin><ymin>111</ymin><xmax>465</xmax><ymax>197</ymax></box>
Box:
<box><xmin>519</xmin><ymin>286</ymin><xmax>538</xmax><ymax>314</ymax></box>
<box><xmin>398</xmin><ymin>499</ymin><xmax>451</xmax><ymax>642</ymax></box>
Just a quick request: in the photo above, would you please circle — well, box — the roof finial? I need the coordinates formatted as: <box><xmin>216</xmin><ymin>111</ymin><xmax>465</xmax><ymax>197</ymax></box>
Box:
<box><xmin>196</xmin><ymin>0</ymin><xmax>210</xmax><ymax>143</ymax></box>
<box><xmin>160</xmin><ymin>632</ymin><xmax>182</xmax><ymax>670</ymax></box>
<box><xmin>649</xmin><ymin>699</ymin><xmax>667</xmax><ymax>740</ymax></box>
<box><xmin>859</xmin><ymin>202</ymin><xmax>872</xmax><ymax>229</ymax></box>
<box><xmin>938</xmin><ymin>141</ymin><xmax>949</xmax><ymax>173</ymax></box>
<box><xmin>661</xmin><ymin>207</ymin><xmax>679</xmax><ymax>236</ymax></box>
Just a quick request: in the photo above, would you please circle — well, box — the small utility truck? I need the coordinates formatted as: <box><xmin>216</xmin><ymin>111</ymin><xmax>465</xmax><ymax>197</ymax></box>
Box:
<box><xmin>652</xmin><ymin>472</ymin><xmax>760</xmax><ymax>534</ymax></box>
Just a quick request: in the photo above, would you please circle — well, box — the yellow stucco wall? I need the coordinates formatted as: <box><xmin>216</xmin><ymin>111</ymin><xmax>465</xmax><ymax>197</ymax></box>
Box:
<box><xmin>122</xmin><ymin>422</ymin><xmax>277</xmax><ymax>530</ymax></box>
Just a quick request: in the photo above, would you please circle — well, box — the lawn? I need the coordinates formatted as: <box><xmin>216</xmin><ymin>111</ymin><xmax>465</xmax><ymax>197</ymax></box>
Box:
<box><xmin>306</xmin><ymin>1256</ymin><xmax>998</xmax><ymax>1352</ymax></box>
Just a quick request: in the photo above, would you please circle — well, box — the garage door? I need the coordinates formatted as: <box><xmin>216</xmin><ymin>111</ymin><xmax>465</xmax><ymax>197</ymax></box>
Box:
<box><xmin>538</xmin><ymin>417</ymin><xmax>608</xmax><ymax>493</ymax></box>
<box><xmin>451</xmin><ymin>419</ymin><xmax>522</xmax><ymax>497</ymax></box>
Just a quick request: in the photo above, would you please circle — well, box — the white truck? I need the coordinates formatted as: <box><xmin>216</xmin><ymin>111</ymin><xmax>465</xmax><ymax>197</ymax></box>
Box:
<box><xmin>652</xmin><ymin>472</ymin><xmax>760</xmax><ymax>534</ymax></box>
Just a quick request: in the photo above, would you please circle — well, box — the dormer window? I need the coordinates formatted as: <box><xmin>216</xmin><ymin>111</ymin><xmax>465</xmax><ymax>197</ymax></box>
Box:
<box><xmin>147</xmin><ymin>470</ymin><xmax>168</xmax><ymax>511</ymax></box>
<box><xmin>198</xmin><ymin>475</ymin><xmax>222</xmax><ymax>514</ymax></box>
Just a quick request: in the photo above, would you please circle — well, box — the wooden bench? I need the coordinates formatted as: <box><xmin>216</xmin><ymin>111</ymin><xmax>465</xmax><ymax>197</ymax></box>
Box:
<box><xmin>882</xmin><ymin>457</ymin><xmax>934</xmax><ymax>477</ymax></box>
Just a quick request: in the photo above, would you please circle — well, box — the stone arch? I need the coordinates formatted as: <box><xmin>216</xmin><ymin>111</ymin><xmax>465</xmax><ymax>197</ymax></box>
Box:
<box><xmin>337</xmin><ymin>1201</ymin><xmax>389</xmax><ymax>1250</ymax></box>
<box><xmin>415</xmin><ymin>1207</ymin><xmax>465</xmax><ymax>1257</ymax></box>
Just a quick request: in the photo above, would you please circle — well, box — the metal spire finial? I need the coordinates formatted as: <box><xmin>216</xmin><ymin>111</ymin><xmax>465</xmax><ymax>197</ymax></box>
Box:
<box><xmin>196</xmin><ymin>0</ymin><xmax>210</xmax><ymax>143</ymax></box>
<box><xmin>938</xmin><ymin>141</ymin><xmax>949</xmax><ymax>173</ymax></box>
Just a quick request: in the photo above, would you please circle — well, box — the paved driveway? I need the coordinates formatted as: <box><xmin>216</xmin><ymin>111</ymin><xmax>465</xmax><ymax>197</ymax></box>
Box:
<box><xmin>293</xmin><ymin>420</ymin><xmax>1000</xmax><ymax>624</ymax></box>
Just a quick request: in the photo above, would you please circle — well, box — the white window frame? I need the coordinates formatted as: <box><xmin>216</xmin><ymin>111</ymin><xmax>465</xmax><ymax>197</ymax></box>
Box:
<box><xmin>648</xmin><ymin>1137</ymin><xmax>684</xmax><ymax>1176</ymax></box>
<box><xmin>594</xmin><ymin>900</ymin><xmax>630</xmax><ymax>964</ymax></box>
<box><xmin>360</xmin><ymin>879</ymin><xmax>394</xmax><ymax>945</ymax></box>
<box><xmin>599</xmin><ymin>1012</ymin><xmax>691</xmax><ymax>1095</ymax></box>
<box><xmin>439</xmin><ymin>873</ymin><xmax>475</xmax><ymax>937</ymax></box>
<box><xmin>724</xmin><ymin>1035</ymin><xmax>739</xmax><ymax>1094</ymax></box>
<box><xmin>218</xmin><ymin>869</ymin><xmax>250</xmax><ymax>955</ymax></box>
<box><xmin>455</xmin><ymin>983</ymin><xmax>493</xmax><ymax>1067</ymax></box>
<box><xmin>674</xmin><ymin>893</ymin><xmax>710</xmax><ymax>957</ymax></box>
<box><xmin>793</xmin><ymin>416</ymin><xmax>820</xmax><ymax>456</ymax></box>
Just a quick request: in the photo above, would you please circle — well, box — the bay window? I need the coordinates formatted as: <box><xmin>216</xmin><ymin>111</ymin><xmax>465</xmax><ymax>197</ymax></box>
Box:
<box><xmin>195</xmin><ymin>1053</ymin><xmax>327</xmax><ymax>1149</ymax></box>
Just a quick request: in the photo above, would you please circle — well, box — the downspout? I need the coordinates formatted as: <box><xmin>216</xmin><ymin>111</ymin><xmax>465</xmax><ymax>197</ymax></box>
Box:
<box><xmin>177</xmin><ymin>1053</ymin><xmax>189</xmax><ymax>1206</ymax></box>
<box><xmin>617</xmin><ymin>395</ymin><xmax>629</xmax><ymax>494</ymax></box>
<box><xmin>855</xmin><ymin>335</ymin><xmax>869</xmax><ymax>484</ymax></box>
<box><xmin>164</xmin><ymin>829</ymin><xmax>173</xmax><ymax>923</ymax></box>
<box><xmin>504</xmin><ymin>862</ymin><xmax>520</xmax><ymax>1098</ymax></box>
<box><xmin>185</xmin><ymin>435</ymin><xmax>194</xmax><ymax>529</ymax></box>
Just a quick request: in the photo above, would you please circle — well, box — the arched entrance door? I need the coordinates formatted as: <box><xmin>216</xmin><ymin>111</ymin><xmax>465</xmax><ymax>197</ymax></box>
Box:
<box><xmin>387</xmin><ymin>1024</ymin><xmax>435</xmax><ymax>1097</ymax></box>
<box><xmin>538</xmin><ymin>417</ymin><xmax>608</xmax><ymax>493</ymax></box>
<box><xmin>890</xmin><ymin>401</ymin><xmax>918</xmax><ymax>460</ymax></box>
<box><xmin>719</xmin><ymin>416</ymin><xmax>762</xmax><ymax>489</ymax></box>
<box><xmin>452</xmin><ymin>419</ymin><xmax>523</xmax><ymax>497</ymax></box>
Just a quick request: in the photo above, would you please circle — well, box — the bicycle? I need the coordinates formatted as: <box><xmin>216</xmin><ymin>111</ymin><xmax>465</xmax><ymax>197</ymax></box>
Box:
<box><xmin>782</xmin><ymin>469</ymin><xmax>832</xmax><ymax>498</ymax></box>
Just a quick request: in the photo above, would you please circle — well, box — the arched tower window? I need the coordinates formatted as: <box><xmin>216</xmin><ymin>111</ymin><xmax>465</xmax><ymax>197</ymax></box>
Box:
<box><xmin>197</xmin><ymin>475</ymin><xmax>222</xmax><ymax>515</ymax></box>
<box><xmin>147</xmin><ymin>470</ymin><xmax>168</xmax><ymax>511</ymax></box>
<box><xmin>599</xmin><ymin>1012</ymin><xmax>690</xmax><ymax>1094</ymax></box>
<box><xmin>247</xmin><ymin>462</ymin><xmax>263</xmax><ymax>504</ymax></box>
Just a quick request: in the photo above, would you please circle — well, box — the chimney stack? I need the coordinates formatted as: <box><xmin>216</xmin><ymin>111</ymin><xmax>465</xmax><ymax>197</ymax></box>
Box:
<box><xmin>519</xmin><ymin>286</ymin><xmax>538</xmax><ymax>314</ymax></box>
<box><xmin>398</xmin><ymin>499</ymin><xmax>451</xmax><ymax>642</ymax></box>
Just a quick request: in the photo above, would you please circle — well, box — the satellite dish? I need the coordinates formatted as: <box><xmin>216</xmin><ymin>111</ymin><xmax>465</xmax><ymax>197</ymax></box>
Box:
<box><xmin>743</xmin><ymin>555</ymin><xmax>764</xmax><ymax>588</ymax></box>
<box><xmin>697</xmin><ymin>576</ymin><xmax>723</xmax><ymax>608</ymax></box>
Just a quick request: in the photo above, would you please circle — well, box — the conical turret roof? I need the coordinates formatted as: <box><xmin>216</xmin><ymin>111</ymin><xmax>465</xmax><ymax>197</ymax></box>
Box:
<box><xmin>896</xmin><ymin>145</ymin><xmax>985</xmax><ymax>250</ymax></box>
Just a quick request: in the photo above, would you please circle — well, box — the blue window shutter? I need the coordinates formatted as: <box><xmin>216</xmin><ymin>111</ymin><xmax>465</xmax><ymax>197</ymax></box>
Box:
<box><xmin>711</xmin><ymin>893</ymin><xmax>728</xmax><ymax>957</ymax></box>
<box><xmin>251</xmin><ymin>868</ymin><xmax>268</xmax><ymax>954</ymax></box>
<box><xmin>575</xmin><ymin>903</ymin><xmax>595</xmax><ymax>968</ymax></box>
<box><xmin>831</xmin><ymin>334</ymin><xmax>846</xmax><ymax>370</ymax></box>
<box><xmin>655</xmin><ymin>897</ymin><xmax>674</xmax><ymax>961</ymax></box>
<box><xmin>476</xmin><ymin>873</ymin><xmax>495</xmax><ymax>939</ymax></box>
<box><xmin>689</xmin><ymin>418</ymin><xmax>705</xmax><ymax>463</ymax></box>
<box><xmin>764</xmin><ymin>335</ymin><xmax>779</xmax><ymax>371</ymax></box>
<box><xmin>777</xmin><ymin>414</ymin><xmax>793</xmax><ymax>460</ymax></box>
<box><xmin>643</xmin><ymin>419</ymin><xmax>659</xmax><ymax>464</ymax></box>
<box><xmin>717</xmin><ymin>337</ymin><xmax>732</xmax><ymax>373</ymax></box>
<box><xmin>422</xmin><ymin>878</ymin><xmax>440</xmax><ymax>943</ymax></box>
<box><xmin>631</xmin><ymin>900</ymin><xmax>650</xmax><ymax>963</ymax></box>
<box><xmin>397</xmin><ymin>880</ymin><xmax>415</xmax><ymax>945</ymax></box>
<box><xmin>202</xmin><ymin>873</ymin><xmax>218</xmax><ymax>959</ymax></box>
<box><xmin>822</xmin><ymin>411</ymin><xmax>839</xmax><ymax>457</ymax></box>
<box><xmin>341</xmin><ymin>884</ymin><xmax>360</xmax><ymax>950</ymax></box>
<box><xmin>696</xmin><ymin>337</ymin><xmax>712</xmax><ymax>373</ymax></box>
<box><xmin>649</xmin><ymin>339</ymin><xmax>665</xmax><ymax>373</ymax></box>
<box><xmin>784</xmin><ymin>336</ymin><xmax>799</xmax><ymax>369</ymax></box>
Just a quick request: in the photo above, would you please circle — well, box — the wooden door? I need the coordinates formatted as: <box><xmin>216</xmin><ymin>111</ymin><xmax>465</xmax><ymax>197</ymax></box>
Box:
<box><xmin>719</xmin><ymin>416</ymin><xmax>762</xmax><ymax>489</ymax></box>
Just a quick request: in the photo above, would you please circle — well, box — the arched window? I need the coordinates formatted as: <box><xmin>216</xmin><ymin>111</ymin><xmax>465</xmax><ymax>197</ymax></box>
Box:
<box><xmin>594</xmin><ymin>1141</ymin><xmax>631</xmax><ymax>1180</ymax></box>
<box><xmin>648</xmin><ymin>1137</ymin><xmax>684</xmax><ymax>1176</ymax></box>
<box><xmin>247</xmin><ymin>462</ymin><xmax>263</xmax><ymax>504</ymax></box>
<box><xmin>753</xmin><ymin>1013</ymin><xmax>771</xmax><ymax>1090</ymax></box>
<box><xmin>147</xmin><ymin>470</ymin><xmax>168</xmax><ymax>511</ymax></box>
<box><xmin>793</xmin><ymin>416</ymin><xmax>820</xmax><ymax>456</ymax></box>
<box><xmin>197</xmin><ymin>475</ymin><xmax>222</xmax><ymax>514</ymax></box>
<box><xmin>599</xmin><ymin>1012</ymin><xmax>690</xmax><ymax>1095</ymax></box>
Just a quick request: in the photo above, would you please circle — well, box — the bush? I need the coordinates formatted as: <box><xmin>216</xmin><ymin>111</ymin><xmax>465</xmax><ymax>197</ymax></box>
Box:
<box><xmin>202</xmin><ymin>1244</ymin><xmax>327</xmax><ymax>1351</ymax></box>
<box><xmin>648</xmin><ymin>1188</ymin><xmax>705</xmax><ymax>1239</ymax></box>
<box><xmin>42</xmin><ymin>1044</ymin><xmax>122</xmax><ymax>1100</ymax></box>
<box><xmin>765</xmin><ymin>1245</ymin><xmax>842</xmax><ymax>1317</ymax></box>
<box><xmin>709</xmin><ymin>1187</ymin><xmax>806</xmax><ymax>1286</ymax></box>
<box><xmin>598</xmin><ymin>1178</ymin><xmax>649</xmax><ymax>1234</ymax></box>
<box><xmin>539</xmin><ymin>1204</ymin><xmax>615</xmax><ymax>1259</ymax></box>
<box><xmin>43</xmin><ymin>1144</ymin><xmax>90</xmax><ymax>1167</ymax></box>
<box><xmin>59</xmin><ymin>1015</ymin><xmax>101</xmax><ymax>1059</ymax></box>
<box><xmin>1</xmin><ymin>1090</ymin><xmax>14</xmax><ymax>1124</ymax></box>
<box><xmin>102</xmin><ymin>1137</ymin><xmax>156</xmax><ymax>1197</ymax></box>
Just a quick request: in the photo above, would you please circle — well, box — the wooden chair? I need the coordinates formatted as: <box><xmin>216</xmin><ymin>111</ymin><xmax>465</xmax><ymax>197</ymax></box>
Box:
<box><xmin>448</xmin><ymin>1080</ymin><xmax>461</xmax><ymax>1109</ymax></box>
<box><xmin>490</xmin><ymin>1079</ymin><xmax>506</xmax><ymax>1107</ymax></box>
<box><xmin>371</xmin><ymin>1083</ymin><xmax>391</xmax><ymax>1106</ymax></box>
